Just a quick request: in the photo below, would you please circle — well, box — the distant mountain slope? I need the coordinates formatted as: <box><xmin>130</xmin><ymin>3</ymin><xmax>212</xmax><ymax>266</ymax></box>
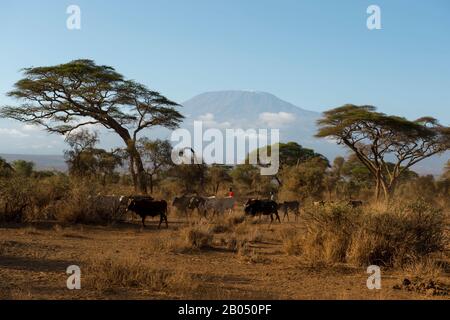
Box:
<box><xmin>181</xmin><ymin>90</ymin><xmax>344</xmax><ymax>161</ymax></box>
<box><xmin>183</xmin><ymin>90</ymin><xmax>318</xmax><ymax>118</ymax></box>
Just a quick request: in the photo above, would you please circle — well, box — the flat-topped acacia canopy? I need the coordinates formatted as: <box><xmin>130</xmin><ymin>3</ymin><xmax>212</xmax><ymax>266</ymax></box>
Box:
<box><xmin>316</xmin><ymin>104</ymin><xmax>450</xmax><ymax>200</ymax></box>
<box><xmin>0</xmin><ymin>59</ymin><xmax>184</xmax><ymax>194</ymax></box>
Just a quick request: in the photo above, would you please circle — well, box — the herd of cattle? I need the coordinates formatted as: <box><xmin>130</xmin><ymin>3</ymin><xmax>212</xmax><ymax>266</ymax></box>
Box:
<box><xmin>93</xmin><ymin>194</ymin><xmax>364</xmax><ymax>229</ymax></box>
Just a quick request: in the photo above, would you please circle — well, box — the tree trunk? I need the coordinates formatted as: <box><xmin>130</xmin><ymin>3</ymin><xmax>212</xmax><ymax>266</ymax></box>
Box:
<box><xmin>215</xmin><ymin>182</ymin><xmax>220</xmax><ymax>195</ymax></box>
<box><xmin>133</xmin><ymin>150</ymin><xmax>148</xmax><ymax>194</ymax></box>
<box><xmin>380</xmin><ymin>179</ymin><xmax>389</xmax><ymax>202</ymax></box>
<box><xmin>129</xmin><ymin>153</ymin><xmax>138</xmax><ymax>192</ymax></box>
<box><xmin>375</xmin><ymin>170</ymin><xmax>382</xmax><ymax>201</ymax></box>
<box><xmin>149</xmin><ymin>174</ymin><xmax>154</xmax><ymax>194</ymax></box>
<box><xmin>386</xmin><ymin>178</ymin><xmax>398</xmax><ymax>201</ymax></box>
<box><xmin>126</xmin><ymin>141</ymin><xmax>147</xmax><ymax>194</ymax></box>
<box><xmin>108</xmin><ymin>122</ymin><xmax>147</xmax><ymax>194</ymax></box>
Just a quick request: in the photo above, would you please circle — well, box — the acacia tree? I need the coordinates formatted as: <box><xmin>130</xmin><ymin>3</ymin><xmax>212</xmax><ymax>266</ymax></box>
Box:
<box><xmin>248</xmin><ymin>142</ymin><xmax>328</xmax><ymax>186</ymax></box>
<box><xmin>207</xmin><ymin>165</ymin><xmax>232</xmax><ymax>195</ymax></box>
<box><xmin>0</xmin><ymin>60</ymin><xmax>183</xmax><ymax>193</ymax></box>
<box><xmin>12</xmin><ymin>160</ymin><xmax>35</xmax><ymax>177</ymax></box>
<box><xmin>137</xmin><ymin>138</ymin><xmax>173</xmax><ymax>193</ymax></box>
<box><xmin>230</xmin><ymin>164</ymin><xmax>261</xmax><ymax>195</ymax></box>
<box><xmin>64</xmin><ymin>130</ymin><xmax>123</xmax><ymax>184</ymax></box>
<box><xmin>64</xmin><ymin>130</ymin><xmax>99</xmax><ymax>176</ymax></box>
<box><xmin>323</xmin><ymin>156</ymin><xmax>345</xmax><ymax>200</ymax></box>
<box><xmin>279</xmin><ymin>157</ymin><xmax>328</xmax><ymax>201</ymax></box>
<box><xmin>316</xmin><ymin>105</ymin><xmax>450</xmax><ymax>200</ymax></box>
<box><xmin>0</xmin><ymin>157</ymin><xmax>14</xmax><ymax>178</ymax></box>
<box><xmin>443</xmin><ymin>160</ymin><xmax>450</xmax><ymax>180</ymax></box>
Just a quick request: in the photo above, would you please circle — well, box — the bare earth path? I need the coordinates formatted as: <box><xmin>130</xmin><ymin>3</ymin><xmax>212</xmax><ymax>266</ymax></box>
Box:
<box><xmin>0</xmin><ymin>219</ymin><xmax>448</xmax><ymax>300</ymax></box>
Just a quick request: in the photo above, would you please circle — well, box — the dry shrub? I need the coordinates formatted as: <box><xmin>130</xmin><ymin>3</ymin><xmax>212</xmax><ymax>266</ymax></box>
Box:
<box><xmin>280</xmin><ymin>229</ymin><xmax>302</xmax><ymax>256</ymax></box>
<box><xmin>228</xmin><ymin>218</ymin><xmax>264</xmax><ymax>243</ymax></box>
<box><xmin>219</xmin><ymin>223</ymin><xmax>263</xmax><ymax>254</ymax></box>
<box><xmin>294</xmin><ymin>203</ymin><xmax>359</xmax><ymax>264</ymax></box>
<box><xmin>225</xmin><ymin>211</ymin><xmax>246</xmax><ymax>226</ymax></box>
<box><xmin>224</xmin><ymin>236</ymin><xmax>239</xmax><ymax>251</ymax></box>
<box><xmin>53</xmin><ymin>225</ymin><xmax>87</xmax><ymax>239</ymax></box>
<box><xmin>54</xmin><ymin>180</ymin><xmax>117</xmax><ymax>225</ymax></box>
<box><xmin>284</xmin><ymin>201</ymin><xmax>447</xmax><ymax>268</ymax></box>
<box><xmin>86</xmin><ymin>257</ymin><xmax>195</xmax><ymax>293</ymax></box>
<box><xmin>151</xmin><ymin>236</ymin><xmax>173</xmax><ymax>252</ymax></box>
<box><xmin>235</xmin><ymin>241</ymin><xmax>268</xmax><ymax>264</ymax></box>
<box><xmin>0</xmin><ymin>177</ymin><xmax>35</xmax><ymax>223</ymax></box>
<box><xmin>348</xmin><ymin>201</ymin><xmax>446</xmax><ymax>267</ymax></box>
<box><xmin>0</xmin><ymin>175</ymin><xmax>71</xmax><ymax>223</ymax></box>
<box><xmin>209</xmin><ymin>212</ymin><xmax>247</xmax><ymax>234</ymax></box>
<box><xmin>152</xmin><ymin>221</ymin><xmax>215</xmax><ymax>253</ymax></box>
<box><xmin>29</xmin><ymin>175</ymin><xmax>70</xmax><ymax>220</ymax></box>
<box><xmin>208</xmin><ymin>216</ymin><xmax>231</xmax><ymax>234</ymax></box>
<box><xmin>403</xmin><ymin>257</ymin><xmax>444</xmax><ymax>280</ymax></box>
<box><xmin>19</xmin><ymin>226</ymin><xmax>40</xmax><ymax>236</ymax></box>
<box><xmin>245</xmin><ymin>227</ymin><xmax>263</xmax><ymax>243</ymax></box>
<box><xmin>394</xmin><ymin>258</ymin><xmax>449</xmax><ymax>296</ymax></box>
<box><xmin>158</xmin><ymin>180</ymin><xmax>185</xmax><ymax>200</ymax></box>
<box><xmin>179</xmin><ymin>223</ymin><xmax>213</xmax><ymax>250</ymax></box>
<box><xmin>219</xmin><ymin>233</ymin><xmax>246</xmax><ymax>252</ymax></box>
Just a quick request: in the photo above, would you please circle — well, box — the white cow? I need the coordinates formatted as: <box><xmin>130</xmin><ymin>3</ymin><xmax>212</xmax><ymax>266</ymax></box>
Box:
<box><xmin>202</xmin><ymin>197</ymin><xmax>236</xmax><ymax>216</ymax></box>
<box><xmin>90</xmin><ymin>195</ymin><xmax>129</xmax><ymax>221</ymax></box>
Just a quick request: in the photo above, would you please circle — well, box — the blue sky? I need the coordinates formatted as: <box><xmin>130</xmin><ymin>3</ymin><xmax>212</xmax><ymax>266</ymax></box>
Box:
<box><xmin>0</xmin><ymin>0</ymin><xmax>449</xmax><ymax>154</ymax></box>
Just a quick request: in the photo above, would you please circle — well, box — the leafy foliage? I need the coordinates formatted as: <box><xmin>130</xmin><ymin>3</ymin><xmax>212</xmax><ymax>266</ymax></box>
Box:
<box><xmin>316</xmin><ymin>105</ymin><xmax>450</xmax><ymax>199</ymax></box>
<box><xmin>1</xmin><ymin>59</ymin><xmax>183</xmax><ymax>193</ymax></box>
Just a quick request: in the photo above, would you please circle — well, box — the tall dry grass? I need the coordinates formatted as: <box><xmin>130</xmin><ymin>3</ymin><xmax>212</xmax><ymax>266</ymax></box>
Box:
<box><xmin>0</xmin><ymin>176</ymin><xmax>35</xmax><ymax>222</ymax></box>
<box><xmin>85</xmin><ymin>253</ymin><xmax>197</xmax><ymax>295</ymax></box>
<box><xmin>283</xmin><ymin>200</ymin><xmax>447</xmax><ymax>268</ymax></box>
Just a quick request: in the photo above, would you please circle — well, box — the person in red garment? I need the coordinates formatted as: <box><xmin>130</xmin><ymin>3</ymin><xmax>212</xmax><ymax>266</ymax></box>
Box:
<box><xmin>228</xmin><ymin>187</ymin><xmax>235</xmax><ymax>209</ymax></box>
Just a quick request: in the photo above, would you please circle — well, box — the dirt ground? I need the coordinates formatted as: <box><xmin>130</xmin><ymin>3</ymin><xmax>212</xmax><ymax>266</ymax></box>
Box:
<box><xmin>0</xmin><ymin>215</ymin><xmax>449</xmax><ymax>300</ymax></box>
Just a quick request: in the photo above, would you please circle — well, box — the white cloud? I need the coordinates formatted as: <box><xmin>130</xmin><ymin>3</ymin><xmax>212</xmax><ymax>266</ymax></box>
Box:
<box><xmin>259</xmin><ymin>112</ymin><xmax>296</xmax><ymax>127</ymax></box>
<box><xmin>196</xmin><ymin>113</ymin><xmax>231</xmax><ymax>129</ymax></box>
<box><xmin>0</xmin><ymin>128</ymin><xmax>29</xmax><ymax>138</ymax></box>
<box><xmin>232</xmin><ymin>129</ymin><xmax>268</xmax><ymax>141</ymax></box>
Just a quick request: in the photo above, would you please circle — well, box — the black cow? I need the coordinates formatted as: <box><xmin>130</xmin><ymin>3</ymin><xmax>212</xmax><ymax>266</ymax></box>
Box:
<box><xmin>244</xmin><ymin>199</ymin><xmax>281</xmax><ymax>223</ymax></box>
<box><xmin>127</xmin><ymin>198</ymin><xmax>168</xmax><ymax>228</ymax></box>
<box><xmin>278</xmin><ymin>201</ymin><xmax>300</xmax><ymax>221</ymax></box>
